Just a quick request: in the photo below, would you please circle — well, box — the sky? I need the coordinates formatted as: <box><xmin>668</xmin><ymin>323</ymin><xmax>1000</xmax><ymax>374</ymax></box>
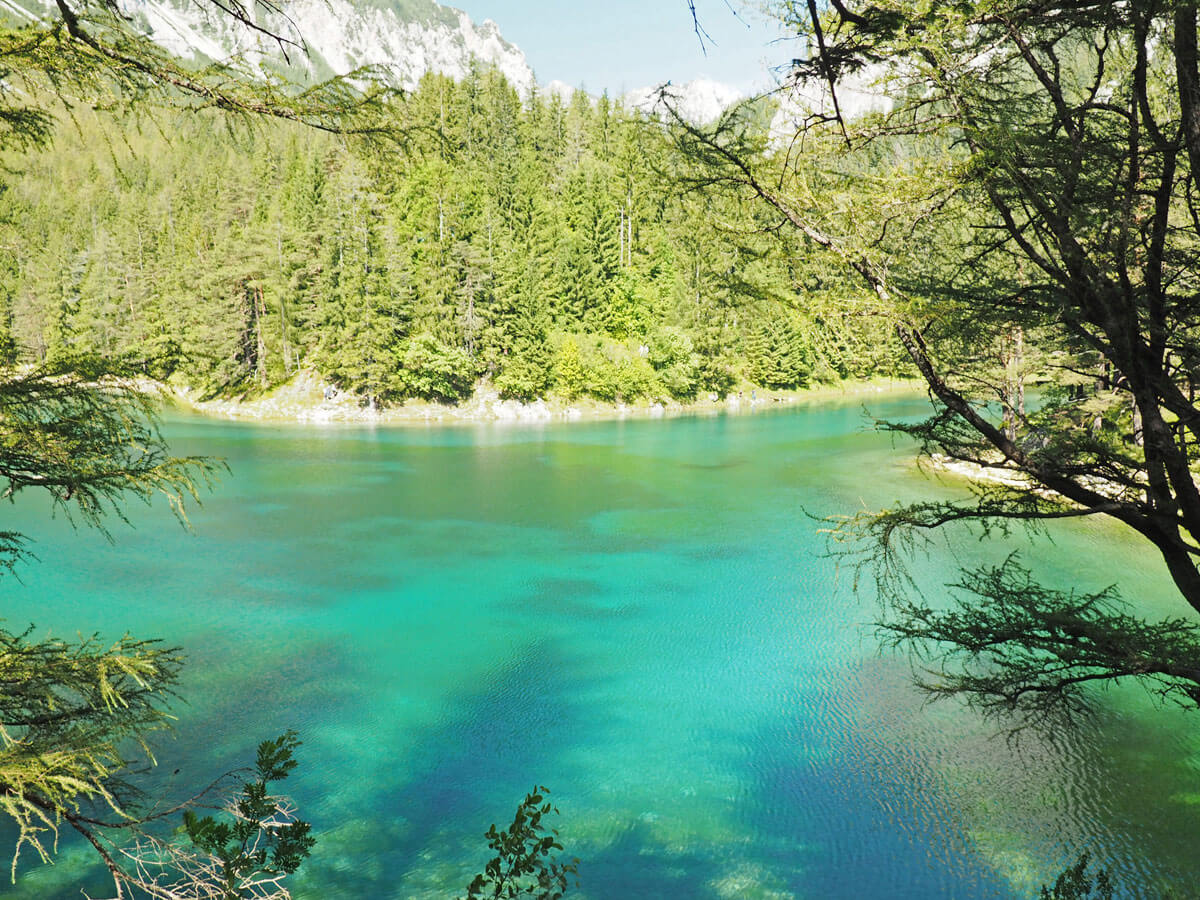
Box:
<box><xmin>450</xmin><ymin>1</ymin><xmax>798</xmax><ymax>95</ymax></box>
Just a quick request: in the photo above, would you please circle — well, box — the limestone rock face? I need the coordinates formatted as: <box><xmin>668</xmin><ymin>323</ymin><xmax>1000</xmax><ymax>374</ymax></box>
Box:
<box><xmin>6</xmin><ymin>0</ymin><xmax>535</xmax><ymax>92</ymax></box>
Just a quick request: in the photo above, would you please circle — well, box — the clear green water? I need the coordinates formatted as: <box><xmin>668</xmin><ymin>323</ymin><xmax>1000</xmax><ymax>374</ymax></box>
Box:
<box><xmin>4</xmin><ymin>398</ymin><xmax>1199</xmax><ymax>899</ymax></box>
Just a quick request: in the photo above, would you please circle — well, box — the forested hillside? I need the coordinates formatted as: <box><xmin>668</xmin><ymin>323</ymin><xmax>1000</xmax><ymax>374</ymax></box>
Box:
<box><xmin>0</xmin><ymin>68</ymin><xmax>904</xmax><ymax>407</ymax></box>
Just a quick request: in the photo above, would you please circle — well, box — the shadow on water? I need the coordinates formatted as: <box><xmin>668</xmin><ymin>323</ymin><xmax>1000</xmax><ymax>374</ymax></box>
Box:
<box><xmin>746</xmin><ymin>654</ymin><xmax>1200</xmax><ymax>900</ymax></box>
<box><xmin>732</xmin><ymin>665</ymin><xmax>1018</xmax><ymax>900</ymax></box>
<box><xmin>299</xmin><ymin>641</ymin><xmax>601</xmax><ymax>900</ymax></box>
<box><xmin>576</xmin><ymin>821</ymin><xmax>726</xmax><ymax>900</ymax></box>
<box><xmin>4</xmin><ymin>638</ymin><xmax>605</xmax><ymax>900</ymax></box>
<box><xmin>2</xmin><ymin>632</ymin><xmax>361</xmax><ymax>899</ymax></box>
<box><xmin>1032</xmin><ymin>702</ymin><xmax>1200</xmax><ymax>898</ymax></box>
<box><xmin>502</xmin><ymin>575</ymin><xmax>644</xmax><ymax>623</ymax></box>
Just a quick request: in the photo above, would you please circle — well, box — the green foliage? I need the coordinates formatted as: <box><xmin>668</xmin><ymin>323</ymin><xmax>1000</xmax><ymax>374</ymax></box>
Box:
<box><xmin>645</xmin><ymin>326</ymin><xmax>691</xmax><ymax>371</ymax></box>
<box><xmin>0</xmin><ymin>359</ymin><xmax>320</xmax><ymax>900</ymax></box>
<box><xmin>1038</xmin><ymin>853</ymin><xmax>1114</xmax><ymax>900</ymax></box>
<box><xmin>0</xmin><ymin>626</ymin><xmax>182</xmax><ymax>878</ymax></box>
<box><xmin>583</xmin><ymin>348</ymin><xmax>657</xmax><ymax>403</ymax></box>
<box><xmin>878</xmin><ymin>556</ymin><xmax>1200</xmax><ymax>725</ymax></box>
<box><xmin>744</xmin><ymin>315</ymin><xmax>811</xmax><ymax>389</ymax></box>
<box><xmin>694</xmin><ymin>356</ymin><xmax>736</xmax><ymax>398</ymax></box>
<box><xmin>400</xmin><ymin>333</ymin><xmax>479</xmax><ymax>403</ymax></box>
<box><xmin>182</xmin><ymin>732</ymin><xmax>315</xmax><ymax>899</ymax></box>
<box><xmin>0</xmin><ymin>69</ymin><xmax>898</xmax><ymax>407</ymax></box>
<box><xmin>0</xmin><ymin>359</ymin><xmax>324</xmax><ymax>899</ymax></box>
<box><xmin>0</xmin><ymin>360</ymin><xmax>220</xmax><ymax>562</ymax></box>
<box><xmin>641</xmin><ymin>326</ymin><xmax>701</xmax><ymax>398</ymax></box>
<box><xmin>462</xmin><ymin>787</ymin><xmax>579</xmax><ymax>900</ymax></box>
<box><xmin>495</xmin><ymin>355</ymin><xmax>551</xmax><ymax>401</ymax></box>
<box><xmin>656</xmin><ymin>357</ymin><xmax>702</xmax><ymax>401</ymax></box>
<box><xmin>552</xmin><ymin>336</ymin><xmax>587</xmax><ymax>400</ymax></box>
<box><xmin>740</xmin><ymin>0</ymin><xmax>1200</xmax><ymax>728</ymax></box>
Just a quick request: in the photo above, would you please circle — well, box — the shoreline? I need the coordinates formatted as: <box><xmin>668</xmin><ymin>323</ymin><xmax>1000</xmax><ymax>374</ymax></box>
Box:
<box><xmin>164</xmin><ymin>372</ymin><xmax>924</xmax><ymax>427</ymax></box>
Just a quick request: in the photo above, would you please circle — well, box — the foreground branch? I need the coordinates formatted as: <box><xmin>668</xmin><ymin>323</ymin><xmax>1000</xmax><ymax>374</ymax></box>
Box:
<box><xmin>881</xmin><ymin>557</ymin><xmax>1200</xmax><ymax>728</ymax></box>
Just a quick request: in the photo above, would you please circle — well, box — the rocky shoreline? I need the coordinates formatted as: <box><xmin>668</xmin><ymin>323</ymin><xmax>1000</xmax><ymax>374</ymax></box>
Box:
<box><xmin>165</xmin><ymin>371</ymin><xmax>922</xmax><ymax>426</ymax></box>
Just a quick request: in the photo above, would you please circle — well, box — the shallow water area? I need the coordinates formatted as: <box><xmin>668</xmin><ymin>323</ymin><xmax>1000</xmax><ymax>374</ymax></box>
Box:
<box><xmin>4</xmin><ymin>397</ymin><xmax>1198</xmax><ymax>899</ymax></box>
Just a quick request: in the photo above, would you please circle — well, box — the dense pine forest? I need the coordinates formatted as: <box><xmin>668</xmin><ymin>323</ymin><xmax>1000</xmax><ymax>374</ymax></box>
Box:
<box><xmin>0</xmin><ymin>68</ymin><xmax>904</xmax><ymax>407</ymax></box>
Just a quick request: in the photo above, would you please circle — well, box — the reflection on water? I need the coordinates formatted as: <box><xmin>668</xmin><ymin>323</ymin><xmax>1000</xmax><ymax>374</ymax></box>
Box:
<box><xmin>3</xmin><ymin>398</ymin><xmax>1198</xmax><ymax>899</ymax></box>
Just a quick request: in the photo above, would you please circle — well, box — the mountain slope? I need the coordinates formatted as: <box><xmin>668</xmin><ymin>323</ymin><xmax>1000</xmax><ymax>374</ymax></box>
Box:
<box><xmin>626</xmin><ymin>77</ymin><xmax>744</xmax><ymax>124</ymax></box>
<box><xmin>4</xmin><ymin>0</ymin><xmax>535</xmax><ymax>92</ymax></box>
<box><xmin>4</xmin><ymin>0</ymin><xmax>749</xmax><ymax>128</ymax></box>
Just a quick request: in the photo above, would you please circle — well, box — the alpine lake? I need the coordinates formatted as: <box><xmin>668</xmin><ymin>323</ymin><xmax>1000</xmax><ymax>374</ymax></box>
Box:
<box><xmin>5</xmin><ymin>394</ymin><xmax>1199</xmax><ymax>899</ymax></box>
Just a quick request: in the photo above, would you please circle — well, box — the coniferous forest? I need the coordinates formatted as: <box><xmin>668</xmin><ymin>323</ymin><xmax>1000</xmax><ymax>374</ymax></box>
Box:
<box><xmin>0</xmin><ymin>69</ymin><xmax>904</xmax><ymax>407</ymax></box>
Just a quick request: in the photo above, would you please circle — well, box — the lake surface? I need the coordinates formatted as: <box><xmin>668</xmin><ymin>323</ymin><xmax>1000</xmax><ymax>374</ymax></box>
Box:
<box><xmin>5</xmin><ymin>397</ymin><xmax>1199</xmax><ymax>899</ymax></box>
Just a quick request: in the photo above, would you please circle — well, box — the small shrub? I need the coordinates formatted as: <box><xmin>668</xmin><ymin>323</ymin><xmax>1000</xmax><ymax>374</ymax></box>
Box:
<box><xmin>399</xmin><ymin>334</ymin><xmax>478</xmax><ymax>403</ymax></box>
<box><xmin>646</xmin><ymin>327</ymin><xmax>693</xmax><ymax>370</ymax></box>
<box><xmin>1038</xmin><ymin>853</ymin><xmax>1115</xmax><ymax>900</ymax></box>
<box><xmin>695</xmin><ymin>357</ymin><xmax>736</xmax><ymax>397</ymax></box>
<box><xmin>495</xmin><ymin>356</ymin><xmax>551</xmax><ymax>401</ymax></box>
<box><xmin>552</xmin><ymin>337</ymin><xmax>587</xmax><ymax>399</ymax></box>
<box><xmin>462</xmin><ymin>787</ymin><xmax>578</xmax><ymax>900</ymax></box>
<box><xmin>657</xmin><ymin>356</ymin><xmax>703</xmax><ymax>400</ymax></box>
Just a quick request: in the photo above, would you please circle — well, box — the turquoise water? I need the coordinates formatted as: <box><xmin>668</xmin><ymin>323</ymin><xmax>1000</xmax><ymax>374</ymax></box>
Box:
<box><xmin>4</xmin><ymin>398</ymin><xmax>1199</xmax><ymax>898</ymax></box>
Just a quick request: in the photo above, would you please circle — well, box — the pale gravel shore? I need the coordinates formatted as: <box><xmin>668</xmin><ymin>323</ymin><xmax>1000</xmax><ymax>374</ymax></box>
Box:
<box><xmin>163</xmin><ymin>370</ymin><xmax>924</xmax><ymax>427</ymax></box>
<box><xmin>926</xmin><ymin>454</ymin><xmax>1038</xmax><ymax>492</ymax></box>
<box><xmin>927</xmin><ymin>453</ymin><xmax>1142</xmax><ymax>503</ymax></box>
